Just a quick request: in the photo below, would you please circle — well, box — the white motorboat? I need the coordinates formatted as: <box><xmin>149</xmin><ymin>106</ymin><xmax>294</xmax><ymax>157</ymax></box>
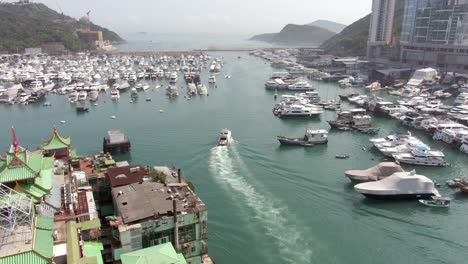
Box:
<box><xmin>419</xmin><ymin>196</ymin><xmax>450</xmax><ymax>208</ymax></box>
<box><xmin>197</xmin><ymin>84</ymin><xmax>208</xmax><ymax>96</ymax></box>
<box><xmin>110</xmin><ymin>89</ymin><xmax>120</xmax><ymax>100</ymax></box>
<box><xmin>217</xmin><ymin>129</ymin><xmax>232</xmax><ymax>146</ymax></box>
<box><xmin>88</xmin><ymin>90</ymin><xmax>99</xmax><ymax>102</ymax></box>
<box><xmin>392</xmin><ymin>146</ymin><xmax>448</xmax><ymax>167</ymax></box>
<box><xmin>169</xmin><ymin>72</ymin><xmax>178</xmax><ymax>84</ymax></box>
<box><xmin>288</xmin><ymin>81</ymin><xmax>312</xmax><ymax>91</ymax></box>
<box><xmin>208</xmin><ymin>75</ymin><xmax>216</xmax><ymax>84</ymax></box>
<box><xmin>278</xmin><ymin>105</ymin><xmax>322</xmax><ymax>118</ymax></box>
<box><xmin>344</xmin><ymin>162</ymin><xmax>404</xmax><ymax>182</ymax></box>
<box><xmin>131</xmin><ymin>88</ymin><xmax>138</xmax><ymax>97</ymax></box>
<box><xmin>78</xmin><ymin>91</ymin><xmax>87</xmax><ymax>101</ymax></box>
<box><xmin>354</xmin><ymin>171</ymin><xmax>440</xmax><ymax>200</ymax></box>
<box><xmin>166</xmin><ymin>85</ymin><xmax>179</xmax><ymax>97</ymax></box>
<box><xmin>460</xmin><ymin>138</ymin><xmax>468</xmax><ymax>154</ymax></box>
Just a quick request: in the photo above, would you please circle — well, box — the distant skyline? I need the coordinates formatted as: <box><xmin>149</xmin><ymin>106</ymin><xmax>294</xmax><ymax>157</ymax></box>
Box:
<box><xmin>21</xmin><ymin>0</ymin><xmax>372</xmax><ymax>34</ymax></box>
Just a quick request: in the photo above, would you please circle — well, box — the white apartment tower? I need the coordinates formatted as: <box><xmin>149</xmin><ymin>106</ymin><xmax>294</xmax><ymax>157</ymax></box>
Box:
<box><xmin>369</xmin><ymin>0</ymin><xmax>396</xmax><ymax>43</ymax></box>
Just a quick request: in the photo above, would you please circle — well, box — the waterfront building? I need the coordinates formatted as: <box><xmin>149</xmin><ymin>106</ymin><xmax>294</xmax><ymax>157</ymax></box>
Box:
<box><xmin>400</xmin><ymin>0</ymin><xmax>468</xmax><ymax>71</ymax></box>
<box><xmin>103</xmin><ymin>129</ymin><xmax>131</xmax><ymax>155</ymax></box>
<box><xmin>367</xmin><ymin>0</ymin><xmax>397</xmax><ymax>60</ymax></box>
<box><xmin>109</xmin><ymin>168</ymin><xmax>209</xmax><ymax>264</ymax></box>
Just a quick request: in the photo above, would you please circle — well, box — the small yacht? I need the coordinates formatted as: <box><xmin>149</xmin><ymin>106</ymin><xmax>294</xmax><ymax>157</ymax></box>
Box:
<box><xmin>277</xmin><ymin>129</ymin><xmax>328</xmax><ymax>146</ymax></box>
<box><xmin>208</xmin><ymin>75</ymin><xmax>216</xmax><ymax>84</ymax></box>
<box><xmin>18</xmin><ymin>92</ymin><xmax>30</xmax><ymax>103</ymax></box>
<box><xmin>278</xmin><ymin>105</ymin><xmax>322</xmax><ymax>118</ymax></box>
<box><xmin>110</xmin><ymin>89</ymin><xmax>120</xmax><ymax>100</ymax></box>
<box><xmin>344</xmin><ymin>162</ymin><xmax>404</xmax><ymax>182</ymax></box>
<box><xmin>392</xmin><ymin>146</ymin><xmax>448</xmax><ymax>167</ymax></box>
<box><xmin>169</xmin><ymin>72</ymin><xmax>178</xmax><ymax>84</ymax></box>
<box><xmin>419</xmin><ymin>196</ymin><xmax>451</xmax><ymax>208</ymax></box>
<box><xmin>197</xmin><ymin>84</ymin><xmax>208</xmax><ymax>96</ymax></box>
<box><xmin>288</xmin><ymin>81</ymin><xmax>312</xmax><ymax>91</ymax></box>
<box><xmin>68</xmin><ymin>91</ymin><xmax>78</xmax><ymax>103</ymax></box>
<box><xmin>460</xmin><ymin>138</ymin><xmax>468</xmax><ymax>154</ymax></box>
<box><xmin>78</xmin><ymin>91</ymin><xmax>87</xmax><ymax>101</ymax></box>
<box><xmin>217</xmin><ymin>129</ymin><xmax>232</xmax><ymax>146</ymax></box>
<box><xmin>166</xmin><ymin>85</ymin><xmax>179</xmax><ymax>97</ymax></box>
<box><xmin>131</xmin><ymin>87</ymin><xmax>138</xmax><ymax>97</ymax></box>
<box><xmin>354</xmin><ymin>171</ymin><xmax>440</xmax><ymax>200</ymax></box>
<box><xmin>88</xmin><ymin>90</ymin><xmax>99</xmax><ymax>102</ymax></box>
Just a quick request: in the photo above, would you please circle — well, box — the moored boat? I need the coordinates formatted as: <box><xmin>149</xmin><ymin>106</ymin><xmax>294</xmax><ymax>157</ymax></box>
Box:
<box><xmin>277</xmin><ymin>129</ymin><xmax>328</xmax><ymax>146</ymax></box>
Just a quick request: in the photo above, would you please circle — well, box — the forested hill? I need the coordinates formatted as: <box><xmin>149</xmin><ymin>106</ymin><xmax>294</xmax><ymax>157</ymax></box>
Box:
<box><xmin>0</xmin><ymin>2</ymin><xmax>123</xmax><ymax>53</ymax></box>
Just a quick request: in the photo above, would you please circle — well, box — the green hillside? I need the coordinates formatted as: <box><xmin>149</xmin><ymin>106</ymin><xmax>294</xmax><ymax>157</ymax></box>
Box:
<box><xmin>0</xmin><ymin>10</ymin><xmax>80</xmax><ymax>53</ymax></box>
<box><xmin>0</xmin><ymin>2</ymin><xmax>123</xmax><ymax>53</ymax></box>
<box><xmin>320</xmin><ymin>0</ymin><xmax>405</xmax><ymax>57</ymax></box>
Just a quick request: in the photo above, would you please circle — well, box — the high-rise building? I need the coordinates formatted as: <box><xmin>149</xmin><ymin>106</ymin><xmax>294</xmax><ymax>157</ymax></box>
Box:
<box><xmin>400</xmin><ymin>0</ymin><xmax>468</xmax><ymax>71</ymax></box>
<box><xmin>367</xmin><ymin>0</ymin><xmax>396</xmax><ymax>60</ymax></box>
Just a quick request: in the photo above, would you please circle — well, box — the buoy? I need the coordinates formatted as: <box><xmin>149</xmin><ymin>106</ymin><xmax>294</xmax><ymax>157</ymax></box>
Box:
<box><xmin>159</xmin><ymin>110</ymin><xmax>164</xmax><ymax>113</ymax></box>
<box><xmin>111</xmin><ymin>116</ymin><xmax>116</xmax><ymax>119</ymax></box>
<box><xmin>60</xmin><ymin>120</ymin><xmax>66</xmax><ymax>124</ymax></box>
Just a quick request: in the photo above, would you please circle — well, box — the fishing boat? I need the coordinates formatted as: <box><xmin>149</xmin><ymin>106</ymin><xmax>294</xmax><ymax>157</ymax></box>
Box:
<box><xmin>217</xmin><ymin>129</ymin><xmax>232</xmax><ymax>146</ymax></box>
<box><xmin>419</xmin><ymin>196</ymin><xmax>451</xmax><ymax>208</ymax></box>
<box><xmin>76</xmin><ymin>105</ymin><xmax>89</xmax><ymax>113</ymax></box>
<box><xmin>277</xmin><ymin>129</ymin><xmax>328</xmax><ymax>146</ymax></box>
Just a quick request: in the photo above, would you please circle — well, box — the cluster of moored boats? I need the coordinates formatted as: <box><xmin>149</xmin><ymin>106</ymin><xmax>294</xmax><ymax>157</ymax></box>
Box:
<box><xmin>0</xmin><ymin>53</ymin><xmax>227</xmax><ymax>107</ymax></box>
<box><xmin>345</xmin><ymin>163</ymin><xmax>451</xmax><ymax>207</ymax></box>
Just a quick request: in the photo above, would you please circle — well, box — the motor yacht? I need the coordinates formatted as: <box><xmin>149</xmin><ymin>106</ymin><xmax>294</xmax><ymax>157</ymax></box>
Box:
<box><xmin>392</xmin><ymin>146</ymin><xmax>448</xmax><ymax>166</ymax></box>
<box><xmin>288</xmin><ymin>81</ymin><xmax>312</xmax><ymax>91</ymax></box>
<box><xmin>197</xmin><ymin>84</ymin><xmax>208</xmax><ymax>95</ymax></box>
<box><xmin>208</xmin><ymin>75</ymin><xmax>216</xmax><ymax>84</ymax></box>
<box><xmin>344</xmin><ymin>162</ymin><xmax>404</xmax><ymax>182</ymax></box>
<box><xmin>166</xmin><ymin>85</ymin><xmax>179</xmax><ymax>97</ymax></box>
<box><xmin>278</xmin><ymin>105</ymin><xmax>322</xmax><ymax>118</ymax></box>
<box><xmin>169</xmin><ymin>72</ymin><xmax>178</xmax><ymax>84</ymax></box>
<box><xmin>78</xmin><ymin>91</ymin><xmax>87</xmax><ymax>101</ymax></box>
<box><xmin>217</xmin><ymin>129</ymin><xmax>232</xmax><ymax>146</ymax></box>
<box><xmin>110</xmin><ymin>89</ymin><xmax>120</xmax><ymax>100</ymax></box>
<box><xmin>354</xmin><ymin>171</ymin><xmax>440</xmax><ymax>200</ymax></box>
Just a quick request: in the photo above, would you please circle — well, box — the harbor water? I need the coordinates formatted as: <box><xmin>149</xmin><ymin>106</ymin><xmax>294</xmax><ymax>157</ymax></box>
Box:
<box><xmin>1</xmin><ymin>52</ymin><xmax>468</xmax><ymax>264</ymax></box>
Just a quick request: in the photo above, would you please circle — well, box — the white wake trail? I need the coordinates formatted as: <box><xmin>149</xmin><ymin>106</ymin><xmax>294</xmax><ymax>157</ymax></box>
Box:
<box><xmin>209</xmin><ymin>145</ymin><xmax>313</xmax><ymax>263</ymax></box>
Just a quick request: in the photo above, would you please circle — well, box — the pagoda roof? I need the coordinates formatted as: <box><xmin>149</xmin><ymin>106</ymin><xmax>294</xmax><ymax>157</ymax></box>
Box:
<box><xmin>42</xmin><ymin>128</ymin><xmax>71</xmax><ymax>151</ymax></box>
<box><xmin>0</xmin><ymin>150</ymin><xmax>40</xmax><ymax>184</ymax></box>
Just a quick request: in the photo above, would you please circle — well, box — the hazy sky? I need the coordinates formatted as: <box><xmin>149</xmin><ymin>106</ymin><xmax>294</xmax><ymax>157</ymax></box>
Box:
<box><xmin>33</xmin><ymin>0</ymin><xmax>372</xmax><ymax>34</ymax></box>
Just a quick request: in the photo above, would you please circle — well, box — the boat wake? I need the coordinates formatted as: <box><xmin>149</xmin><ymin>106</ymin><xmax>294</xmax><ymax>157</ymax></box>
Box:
<box><xmin>209</xmin><ymin>143</ymin><xmax>314</xmax><ymax>263</ymax></box>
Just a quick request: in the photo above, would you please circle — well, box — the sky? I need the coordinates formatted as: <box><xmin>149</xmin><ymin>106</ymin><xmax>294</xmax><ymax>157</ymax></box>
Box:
<box><xmin>30</xmin><ymin>0</ymin><xmax>372</xmax><ymax>35</ymax></box>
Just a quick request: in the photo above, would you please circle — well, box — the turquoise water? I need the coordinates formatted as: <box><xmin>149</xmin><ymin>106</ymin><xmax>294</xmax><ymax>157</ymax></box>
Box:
<box><xmin>1</xmin><ymin>52</ymin><xmax>468</xmax><ymax>263</ymax></box>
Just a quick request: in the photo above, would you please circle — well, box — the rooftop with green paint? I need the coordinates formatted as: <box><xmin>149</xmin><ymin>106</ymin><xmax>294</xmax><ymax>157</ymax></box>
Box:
<box><xmin>121</xmin><ymin>242</ymin><xmax>187</xmax><ymax>264</ymax></box>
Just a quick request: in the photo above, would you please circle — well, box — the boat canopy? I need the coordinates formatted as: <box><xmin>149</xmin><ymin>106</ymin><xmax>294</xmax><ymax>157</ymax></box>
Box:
<box><xmin>354</xmin><ymin>171</ymin><xmax>439</xmax><ymax>196</ymax></box>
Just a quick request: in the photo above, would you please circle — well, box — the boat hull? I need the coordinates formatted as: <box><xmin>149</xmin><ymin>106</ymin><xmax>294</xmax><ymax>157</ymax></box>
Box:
<box><xmin>277</xmin><ymin>136</ymin><xmax>328</xmax><ymax>146</ymax></box>
<box><xmin>360</xmin><ymin>193</ymin><xmax>434</xmax><ymax>200</ymax></box>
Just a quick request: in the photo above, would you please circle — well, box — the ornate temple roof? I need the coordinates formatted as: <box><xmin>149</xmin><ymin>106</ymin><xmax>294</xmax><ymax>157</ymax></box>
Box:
<box><xmin>42</xmin><ymin>127</ymin><xmax>71</xmax><ymax>151</ymax></box>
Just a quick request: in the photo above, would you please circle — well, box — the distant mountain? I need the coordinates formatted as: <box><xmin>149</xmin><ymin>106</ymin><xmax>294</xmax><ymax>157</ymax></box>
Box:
<box><xmin>0</xmin><ymin>2</ymin><xmax>123</xmax><ymax>53</ymax></box>
<box><xmin>306</xmin><ymin>20</ymin><xmax>346</xmax><ymax>33</ymax></box>
<box><xmin>250</xmin><ymin>24</ymin><xmax>336</xmax><ymax>47</ymax></box>
<box><xmin>320</xmin><ymin>0</ymin><xmax>405</xmax><ymax>57</ymax></box>
<box><xmin>250</xmin><ymin>33</ymin><xmax>277</xmax><ymax>43</ymax></box>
